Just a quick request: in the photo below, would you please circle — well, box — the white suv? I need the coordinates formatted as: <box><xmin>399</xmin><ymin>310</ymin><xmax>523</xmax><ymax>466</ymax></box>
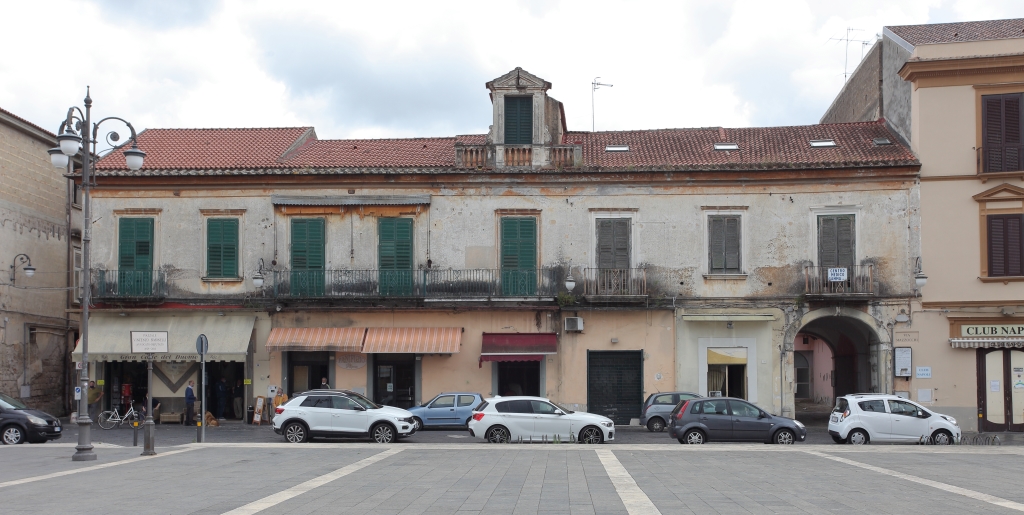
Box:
<box><xmin>273</xmin><ymin>390</ymin><xmax>416</xmax><ymax>443</ymax></box>
<box><xmin>828</xmin><ymin>394</ymin><xmax>961</xmax><ymax>445</ymax></box>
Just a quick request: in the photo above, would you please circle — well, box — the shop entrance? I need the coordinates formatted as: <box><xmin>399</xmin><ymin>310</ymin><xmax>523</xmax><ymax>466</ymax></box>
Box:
<box><xmin>105</xmin><ymin>361</ymin><xmax>149</xmax><ymax>414</ymax></box>
<box><xmin>587</xmin><ymin>350</ymin><xmax>642</xmax><ymax>425</ymax></box>
<box><xmin>707</xmin><ymin>348</ymin><xmax>748</xmax><ymax>399</ymax></box>
<box><xmin>374</xmin><ymin>354</ymin><xmax>416</xmax><ymax>409</ymax></box>
<box><xmin>497</xmin><ymin>361</ymin><xmax>541</xmax><ymax>397</ymax></box>
<box><xmin>977</xmin><ymin>349</ymin><xmax>1024</xmax><ymax>432</ymax></box>
<box><xmin>288</xmin><ymin>351</ymin><xmax>329</xmax><ymax>396</ymax></box>
<box><xmin>204</xmin><ymin>362</ymin><xmax>245</xmax><ymax>419</ymax></box>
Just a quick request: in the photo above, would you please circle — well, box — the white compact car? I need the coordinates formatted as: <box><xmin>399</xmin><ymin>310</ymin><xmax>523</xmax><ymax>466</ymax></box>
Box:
<box><xmin>467</xmin><ymin>396</ymin><xmax>615</xmax><ymax>444</ymax></box>
<box><xmin>828</xmin><ymin>394</ymin><xmax>961</xmax><ymax>445</ymax></box>
<box><xmin>273</xmin><ymin>389</ymin><xmax>416</xmax><ymax>443</ymax></box>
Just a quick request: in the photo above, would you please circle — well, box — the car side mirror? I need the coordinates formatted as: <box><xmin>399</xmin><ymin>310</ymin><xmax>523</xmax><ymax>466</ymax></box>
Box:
<box><xmin>554</xmin><ymin>410</ymin><xmax>565</xmax><ymax>416</ymax></box>
<box><xmin>758</xmin><ymin>412</ymin><xmax>768</xmax><ymax>419</ymax></box>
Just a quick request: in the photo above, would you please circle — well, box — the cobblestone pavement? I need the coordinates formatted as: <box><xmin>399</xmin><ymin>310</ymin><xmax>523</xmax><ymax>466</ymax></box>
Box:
<box><xmin>4</xmin><ymin>440</ymin><xmax>1024</xmax><ymax>514</ymax></box>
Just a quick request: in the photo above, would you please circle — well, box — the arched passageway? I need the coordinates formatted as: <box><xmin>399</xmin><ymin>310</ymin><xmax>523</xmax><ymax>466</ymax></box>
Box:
<box><xmin>795</xmin><ymin>314</ymin><xmax>883</xmax><ymax>400</ymax></box>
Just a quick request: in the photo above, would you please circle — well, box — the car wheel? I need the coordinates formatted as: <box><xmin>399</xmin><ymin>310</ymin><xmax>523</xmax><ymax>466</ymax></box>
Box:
<box><xmin>371</xmin><ymin>423</ymin><xmax>395</xmax><ymax>443</ymax></box>
<box><xmin>646</xmin><ymin>417</ymin><xmax>665</xmax><ymax>432</ymax></box>
<box><xmin>681</xmin><ymin>429</ymin><xmax>705</xmax><ymax>445</ymax></box>
<box><xmin>848</xmin><ymin>429</ymin><xmax>869</xmax><ymax>445</ymax></box>
<box><xmin>831</xmin><ymin>434</ymin><xmax>846</xmax><ymax>444</ymax></box>
<box><xmin>284</xmin><ymin>422</ymin><xmax>308</xmax><ymax>443</ymax></box>
<box><xmin>932</xmin><ymin>429</ymin><xmax>953</xmax><ymax>445</ymax></box>
<box><xmin>577</xmin><ymin>426</ymin><xmax>604</xmax><ymax>444</ymax></box>
<box><xmin>412</xmin><ymin>417</ymin><xmax>423</xmax><ymax>431</ymax></box>
<box><xmin>774</xmin><ymin>429</ymin><xmax>795</xmax><ymax>445</ymax></box>
<box><xmin>486</xmin><ymin>425</ymin><xmax>510</xmax><ymax>443</ymax></box>
<box><xmin>2</xmin><ymin>425</ymin><xmax>25</xmax><ymax>445</ymax></box>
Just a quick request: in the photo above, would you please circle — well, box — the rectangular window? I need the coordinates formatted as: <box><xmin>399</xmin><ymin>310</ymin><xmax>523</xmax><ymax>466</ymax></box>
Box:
<box><xmin>206</xmin><ymin>218</ymin><xmax>239</xmax><ymax>278</ymax></box>
<box><xmin>118</xmin><ymin>218</ymin><xmax>154</xmax><ymax>296</ymax></box>
<box><xmin>500</xmin><ymin>217</ymin><xmax>537</xmax><ymax>295</ymax></box>
<box><xmin>817</xmin><ymin>215</ymin><xmax>855</xmax><ymax>268</ymax></box>
<box><xmin>988</xmin><ymin>214</ymin><xmax>1024</xmax><ymax>277</ymax></box>
<box><xmin>72</xmin><ymin>246</ymin><xmax>82</xmax><ymax>304</ymax></box>
<box><xmin>983</xmin><ymin>93</ymin><xmax>1023</xmax><ymax>173</ymax></box>
<box><xmin>504</xmin><ymin>96</ymin><xmax>533</xmax><ymax>145</ymax></box>
<box><xmin>378</xmin><ymin>218</ymin><xmax>413</xmax><ymax>296</ymax></box>
<box><xmin>290</xmin><ymin>218</ymin><xmax>325</xmax><ymax>296</ymax></box>
<box><xmin>72</xmin><ymin>182</ymin><xmax>82</xmax><ymax>207</ymax></box>
<box><xmin>708</xmin><ymin>215</ymin><xmax>741</xmax><ymax>274</ymax></box>
<box><xmin>596</xmin><ymin>218</ymin><xmax>630</xmax><ymax>269</ymax></box>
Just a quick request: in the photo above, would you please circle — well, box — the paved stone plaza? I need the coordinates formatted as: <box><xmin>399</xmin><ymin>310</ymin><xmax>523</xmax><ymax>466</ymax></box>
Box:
<box><xmin>3</xmin><ymin>440</ymin><xmax>1024</xmax><ymax>515</ymax></box>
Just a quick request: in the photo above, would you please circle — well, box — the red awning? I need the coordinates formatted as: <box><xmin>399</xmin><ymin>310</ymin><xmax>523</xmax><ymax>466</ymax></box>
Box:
<box><xmin>479</xmin><ymin>333</ymin><xmax>557</xmax><ymax>367</ymax></box>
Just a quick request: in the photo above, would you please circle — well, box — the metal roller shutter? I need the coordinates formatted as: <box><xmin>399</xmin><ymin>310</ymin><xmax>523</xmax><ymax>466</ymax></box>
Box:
<box><xmin>587</xmin><ymin>350</ymin><xmax>643</xmax><ymax>425</ymax></box>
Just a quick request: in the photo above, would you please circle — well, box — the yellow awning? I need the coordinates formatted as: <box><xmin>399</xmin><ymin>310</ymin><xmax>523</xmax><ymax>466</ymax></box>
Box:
<box><xmin>708</xmin><ymin>347</ymin><xmax>748</xmax><ymax>365</ymax></box>
<box><xmin>72</xmin><ymin>315</ymin><xmax>255</xmax><ymax>362</ymax></box>
<box><xmin>265</xmin><ymin>327</ymin><xmax>366</xmax><ymax>353</ymax></box>
<box><xmin>362</xmin><ymin>327</ymin><xmax>462</xmax><ymax>354</ymax></box>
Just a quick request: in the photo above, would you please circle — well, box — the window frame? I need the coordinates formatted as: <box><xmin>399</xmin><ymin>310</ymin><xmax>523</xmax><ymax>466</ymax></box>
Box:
<box><xmin>707</xmin><ymin>214</ymin><xmax>743</xmax><ymax>275</ymax></box>
<box><xmin>204</xmin><ymin>217</ymin><xmax>240</xmax><ymax>280</ymax></box>
<box><xmin>502</xmin><ymin>95</ymin><xmax>534</xmax><ymax>145</ymax></box>
<box><xmin>980</xmin><ymin>92</ymin><xmax>1024</xmax><ymax>173</ymax></box>
<box><xmin>702</xmin><ymin>208</ymin><xmax>747</xmax><ymax>278</ymax></box>
<box><xmin>974</xmin><ymin>183</ymin><xmax>1024</xmax><ymax>281</ymax></box>
<box><xmin>986</xmin><ymin>214</ymin><xmax>1024</xmax><ymax>277</ymax></box>
<box><xmin>808</xmin><ymin>206</ymin><xmax>861</xmax><ymax>267</ymax></box>
<box><xmin>588</xmin><ymin>209</ymin><xmax>637</xmax><ymax>270</ymax></box>
<box><xmin>72</xmin><ymin>246</ymin><xmax>82</xmax><ymax>305</ymax></box>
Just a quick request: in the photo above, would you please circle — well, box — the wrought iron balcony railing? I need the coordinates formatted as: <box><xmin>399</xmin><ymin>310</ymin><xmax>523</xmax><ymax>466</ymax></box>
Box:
<box><xmin>804</xmin><ymin>265</ymin><xmax>874</xmax><ymax>295</ymax></box>
<box><xmin>93</xmin><ymin>270</ymin><xmax>166</xmax><ymax>299</ymax></box>
<box><xmin>273</xmin><ymin>268</ymin><xmax>562</xmax><ymax>299</ymax></box>
<box><xmin>583</xmin><ymin>268</ymin><xmax>647</xmax><ymax>297</ymax></box>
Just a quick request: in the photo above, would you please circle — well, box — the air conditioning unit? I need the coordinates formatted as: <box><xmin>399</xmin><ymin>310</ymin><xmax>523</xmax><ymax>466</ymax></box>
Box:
<box><xmin>564</xmin><ymin>317</ymin><xmax>584</xmax><ymax>332</ymax></box>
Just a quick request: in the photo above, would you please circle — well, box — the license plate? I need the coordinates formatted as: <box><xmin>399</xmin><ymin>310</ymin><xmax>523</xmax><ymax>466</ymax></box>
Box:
<box><xmin>830</xmin><ymin>415</ymin><xmax>839</xmax><ymax>423</ymax></box>
<box><xmin>54</xmin><ymin>427</ymin><xmax>61</xmax><ymax>432</ymax></box>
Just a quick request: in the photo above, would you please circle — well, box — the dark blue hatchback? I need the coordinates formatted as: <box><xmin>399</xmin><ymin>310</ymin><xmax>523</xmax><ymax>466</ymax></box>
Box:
<box><xmin>667</xmin><ymin>397</ymin><xmax>806</xmax><ymax>444</ymax></box>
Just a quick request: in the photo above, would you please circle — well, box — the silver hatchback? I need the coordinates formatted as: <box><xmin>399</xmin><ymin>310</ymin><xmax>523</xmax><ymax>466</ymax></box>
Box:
<box><xmin>640</xmin><ymin>392</ymin><xmax>701</xmax><ymax>432</ymax></box>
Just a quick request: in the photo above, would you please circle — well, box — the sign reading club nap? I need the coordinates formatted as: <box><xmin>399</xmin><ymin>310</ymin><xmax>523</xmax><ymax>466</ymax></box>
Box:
<box><xmin>130</xmin><ymin>331</ymin><xmax>169</xmax><ymax>353</ymax></box>
<box><xmin>961</xmin><ymin>324</ymin><xmax>1024</xmax><ymax>337</ymax></box>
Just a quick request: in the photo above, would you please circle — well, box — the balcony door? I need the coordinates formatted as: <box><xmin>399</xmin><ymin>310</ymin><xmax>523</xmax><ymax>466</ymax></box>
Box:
<box><xmin>378</xmin><ymin>218</ymin><xmax>413</xmax><ymax>296</ymax></box>
<box><xmin>596</xmin><ymin>218</ymin><xmax>630</xmax><ymax>295</ymax></box>
<box><xmin>500</xmin><ymin>217</ymin><xmax>537</xmax><ymax>296</ymax></box>
<box><xmin>118</xmin><ymin>218</ymin><xmax>154</xmax><ymax>296</ymax></box>
<box><xmin>291</xmin><ymin>218</ymin><xmax>325</xmax><ymax>297</ymax></box>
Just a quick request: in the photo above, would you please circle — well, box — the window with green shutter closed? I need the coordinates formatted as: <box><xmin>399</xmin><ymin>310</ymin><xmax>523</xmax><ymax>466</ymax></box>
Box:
<box><xmin>708</xmin><ymin>216</ymin><xmax>741</xmax><ymax>274</ymax></box>
<box><xmin>118</xmin><ymin>218</ymin><xmax>154</xmax><ymax>296</ymax></box>
<box><xmin>504</xmin><ymin>96</ymin><xmax>533</xmax><ymax>145</ymax></box>
<box><xmin>597</xmin><ymin>219</ymin><xmax>630</xmax><ymax>269</ymax></box>
<box><xmin>501</xmin><ymin>217</ymin><xmax>537</xmax><ymax>295</ymax></box>
<box><xmin>378</xmin><ymin>218</ymin><xmax>413</xmax><ymax>296</ymax></box>
<box><xmin>818</xmin><ymin>215</ymin><xmax>855</xmax><ymax>268</ymax></box>
<box><xmin>290</xmin><ymin>218</ymin><xmax>325</xmax><ymax>296</ymax></box>
<box><xmin>207</xmin><ymin>218</ymin><xmax>239</xmax><ymax>278</ymax></box>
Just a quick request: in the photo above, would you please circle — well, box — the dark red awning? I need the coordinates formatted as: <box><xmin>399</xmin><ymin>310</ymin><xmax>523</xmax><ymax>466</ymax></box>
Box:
<box><xmin>479</xmin><ymin>333</ymin><xmax>557</xmax><ymax>367</ymax></box>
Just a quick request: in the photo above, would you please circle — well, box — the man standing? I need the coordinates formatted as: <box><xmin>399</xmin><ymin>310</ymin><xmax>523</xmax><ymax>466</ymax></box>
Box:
<box><xmin>87</xmin><ymin>381</ymin><xmax>103</xmax><ymax>423</ymax></box>
<box><xmin>319</xmin><ymin>377</ymin><xmax>331</xmax><ymax>389</ymax></box>
<box><xmin>184</xmin><ymin>380</ymin><xmax>196</xmax><ymax>426</ymax></box>
<box><xmin>215</xmin><ymin>377</ymin><xmax>229</xmax><ymax>420</ymax></box>
<box><xmin>233</xmin><ymin>379</ymin><xmax>244</xmax><ymax>420</ymax></box>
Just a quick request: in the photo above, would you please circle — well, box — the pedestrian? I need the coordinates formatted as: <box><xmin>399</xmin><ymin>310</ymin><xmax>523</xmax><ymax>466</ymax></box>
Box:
<box><xmin>141</xmin><ymin>394</ymin><xmax>161</xmax><ymax>421</ymax></box>
<box><xmin>215</xmin><ymin>377</ymin><xmax>229</xmax><ymax>420</ymax></box>
<box><xmin>184</xmin><ymin>380</ymin><xmax>196</xmax><ymax>426</ymax></box>
<box><xmin>87</xmin><ymin>380</ymin><xmax>103</xmax><ymax>423</ymax></box>
<box><xmin>319</xmin><ymin>377</ymin><xmax>331</xmax><ymax>389</ymax></box>
<box><xmin>272</xmin><ymin>388</ymin><xmax>288</xmax><ymax>409</ymax></box>
<box><xmin>233</xmin><ymin>379</ymin><xmax>244</xmax><ymax>419</ymax></box>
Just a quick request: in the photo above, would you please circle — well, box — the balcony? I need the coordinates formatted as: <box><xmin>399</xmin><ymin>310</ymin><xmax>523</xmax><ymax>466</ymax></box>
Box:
<box><xmin>804</xmin><ymin>265</ymin><xmax>874</xmax><ymax>297</ymax></box>
<box><xmin>583</xmin><ymin>268</ymin><xmax>647</xmax><ymax>302</ymax></box>
<box><xmin>93</xmin><ymin>270</ymin><xmax>166</xmax><ymax>299</ymax></box>
<box><xmin>454</xmin><ymin>143</ymin><xmax>580</xmax><ymax>169</ymax></box>
<box><xmin>273</xmin><ymin>268</ymin><xmax>562</xmax><ymax>299</ymax></box>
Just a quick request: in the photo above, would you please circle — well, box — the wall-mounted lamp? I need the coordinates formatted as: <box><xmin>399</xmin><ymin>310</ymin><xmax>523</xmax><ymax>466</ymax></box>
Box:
<box><xmin>252</xmin><ymin>258</ymin><xmax>266</xmax><ymax>288</ymax></box>
<box><xmin>914</xmin><ymin>257</ymin><xmax>927</xmax><ymax>296</ymax></box>
<box><xmin>9</xmin><ymin>254</ymin><xmax>35</xmax><ymax>285</ymax></box>
<box><xmin>564</xmin><ymin>269</ymin><xmax>576</xmax><ymax>292</ymax></box>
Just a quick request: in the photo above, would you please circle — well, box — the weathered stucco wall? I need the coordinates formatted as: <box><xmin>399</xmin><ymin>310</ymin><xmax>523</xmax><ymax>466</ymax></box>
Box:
<box><xmin>820</xmin><ymin>41</ymin><xmax>881</xmax><ymax>125</ymax></box>
<box><xmin>881</xmin><ymin>36</ymin><xmax>912</xmax><ymax>143</ymax></box>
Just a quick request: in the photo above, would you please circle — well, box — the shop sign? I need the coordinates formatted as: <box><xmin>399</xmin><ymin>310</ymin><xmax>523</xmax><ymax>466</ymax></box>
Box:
<box><xmin>337</xmin><ymin>353</ymin><xmax>367</xmax><ymax>370</ymax></box>
<box><xmin>130</xmin><ymin>331</ymin><xmax>168</xmax><ymax>353</ymax></box>
<box><xmin>960</xmin><ymin>324</ymin><xmax>1024</xmax><ymax>337</ymax></box>
<box><xmin>915</xmin><ymin>366</ymin><xmax>931</xmax><ymax>379</ymax></box>
<box><xmin>827</xmin><ymin>268</ymin><xmax>848</xmax><ymax>282</ymax></box>
<box><xmin>894</xmin><ymin>347</ymin><xmax>912</xmax><ymax>377</ymax></box>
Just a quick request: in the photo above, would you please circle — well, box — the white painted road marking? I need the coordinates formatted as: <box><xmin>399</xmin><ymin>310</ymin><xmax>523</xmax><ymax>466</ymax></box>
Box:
<box><xmin>0</xmin><ymin>447</ymin><xmax>195</xmax><ymax>489</ymax></box>
<box><xmin>804</xmin><ymin>450</ymin><xmax>1024</xmax><ymax>512</ymax></box>
<box><xmin>595</xmin><ymin>449</ymin><xmax>661</xmax><ymax>515</ymax></box>
<box><xmin>221</xmin><ymin>448</ymin><xmax>404</xmax><ymax>515</ymax></box>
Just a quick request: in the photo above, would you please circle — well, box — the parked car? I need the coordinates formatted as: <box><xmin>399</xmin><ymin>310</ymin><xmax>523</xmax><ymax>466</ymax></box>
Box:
<box><xmin>667</xmin><ymin>397</ymin><xmax>806</xmax><ymax>444</ymax></box>
<box><xmin>0</xmin><ymin>393</ymin><xmax>62</xmax><ymax>445</ymax></box>
<box><xmin>640</xmin><ymin>391</ymin><xmax>701</xmax><ymax>432</ymax></box>
<box><xmin>828</xmin><ymin>394</ymin><xmax>961</xmax><ymax>444</ymax></box>
<box><xmin>407</xmin><ymin>392</ymin><xmax>483</xmax><ymax>430</ymax></box>
<box><xmin>468</xmin><ymin>396</ymin><xmax>614</xmax><ymax>444</ymax></box>
<box><xmin>273</xmin><ymin>389</ymin><xmax>416</xmax><ymax>443</ymax></box>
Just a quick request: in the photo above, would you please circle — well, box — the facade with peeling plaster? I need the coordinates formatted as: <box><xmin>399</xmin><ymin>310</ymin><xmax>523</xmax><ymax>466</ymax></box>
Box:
<box><xmin>75</xmin><ymin>68</ymin><xmax>921</xmax><ymax>428</ymax></box>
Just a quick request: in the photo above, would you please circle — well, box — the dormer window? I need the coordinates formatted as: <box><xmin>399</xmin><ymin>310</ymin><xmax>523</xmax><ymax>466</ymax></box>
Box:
<box><xmin>605</xmin><ymin>145</ymin><xmax>629</xmax><ymax>152</ymax></box>
<box><xmin>809</xmin><ymin>139</ymin><xmax>837</xmax><ymax>148</ymax></box>
<box><xmin>504</xmin><ymin>96</ymin><xmax>533</xmax><ymax>145</ymax></box>
<box><xmin>714</xmin><ymin>143</ymin><xmax>739</xmax><ymax>151</ymax></box>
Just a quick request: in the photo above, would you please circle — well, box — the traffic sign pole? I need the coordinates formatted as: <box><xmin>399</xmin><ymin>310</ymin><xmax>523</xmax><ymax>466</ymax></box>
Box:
<box><xmin>197</xmin><ymin>334</ymin><xmax>208</xmax><ymax>443</ymax></box>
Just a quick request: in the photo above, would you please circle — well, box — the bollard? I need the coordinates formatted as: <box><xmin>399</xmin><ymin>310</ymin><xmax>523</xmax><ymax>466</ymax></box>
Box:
<box><xmin>196</xmin><ymin>420</ymin><xmax>202</xmax><ymax>443</ymax></box>
<box><xmin>133</xmin><ymin>420</ymin><xmax>139</xmax><ymax>446</ymax></box>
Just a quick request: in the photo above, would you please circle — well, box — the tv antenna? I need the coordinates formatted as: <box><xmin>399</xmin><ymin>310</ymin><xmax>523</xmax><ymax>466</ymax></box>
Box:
<box><xmin>592</xmin><ymin>77</ymin><xmax>613</xmax><ymax>131</ymax></box>
<box><xmin>828</xmin><ymin>28</ymin><xmax>873</xmax><ymax>81</ymax></box>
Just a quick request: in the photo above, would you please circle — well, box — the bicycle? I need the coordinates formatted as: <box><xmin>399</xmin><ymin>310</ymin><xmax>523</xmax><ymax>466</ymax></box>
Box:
<box><xmin>97</xmin><ymin>405</ymin><xmax>141</xmax><ymax>430</ymax></box>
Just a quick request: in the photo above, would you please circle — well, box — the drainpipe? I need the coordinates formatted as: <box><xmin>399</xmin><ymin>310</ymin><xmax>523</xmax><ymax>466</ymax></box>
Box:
<box><xmin>779</xmin><ymin>344</ymin><xmax>788</xmax><ymax>417</ymax></box>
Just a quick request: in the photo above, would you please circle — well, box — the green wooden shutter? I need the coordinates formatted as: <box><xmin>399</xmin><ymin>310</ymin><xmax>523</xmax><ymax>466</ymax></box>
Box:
<box><xmin>597</xmin><ymin>219</ymin><xmax>630</xmax><ymax>269</ymax></box>
<box><xmin>501</xmin><ymin>217</ymin><xmax>537</xmax><ymax>295</ymax></box>
<box><xmin>818</xmin><ymin>215</ymin><xmax>854</xmax><ymax>268</ymax></box>
<box><xmin>118</xmin><ymin>218</ymin><xmax>153</xmax><ymax>296</ymax></box>
<box><xmin>378</xmin><ymin>218</ymin><xmax>413</xmax><ymax>296</ymax></box>
<box><xmin>709</xmin><ymin>216</ymin><xmax>740</xmax><ymax>274</ymax></box>
<box><xmin>504</xmin><ymin>96</ymin><xmax>533</xmax><ymax>145</ymax></box>
<box><xmin>207</xmin><ymin>218</ymin><xmax>238</xmax><ymax>278</ymax></box>
<box><xmin>290</xmin><ymin>218</ymin><xmax>325</xmax><ymax>296</ymax></box>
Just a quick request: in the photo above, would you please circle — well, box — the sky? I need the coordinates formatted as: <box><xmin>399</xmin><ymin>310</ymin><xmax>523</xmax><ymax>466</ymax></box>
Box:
<box><xmin>1</xmin><ymin>0</ymin><xmax>1021</xmax><ymax>143</ymax></box>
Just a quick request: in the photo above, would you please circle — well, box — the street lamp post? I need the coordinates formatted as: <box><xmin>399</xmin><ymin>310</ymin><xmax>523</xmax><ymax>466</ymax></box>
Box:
<box><xmin>50</xmin><ymin>88</ymin><xmax>146</xmax><ymax>462</ymax></box>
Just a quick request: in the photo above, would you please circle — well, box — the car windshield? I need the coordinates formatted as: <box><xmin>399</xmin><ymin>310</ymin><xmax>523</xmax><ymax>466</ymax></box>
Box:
<box><xmin>549</xmin><ymin>401</ymin><xmax>575</xmax><ymax>414</ymax></box>
<box><xmin>0</xmin><ymin>393</ymin><xmax>28</xmax><ymax>410</ymax></box>
<box><xmin>345</xmin><ymin>391</ymin><xmax>381</xmax><ymax>410</ymax></box>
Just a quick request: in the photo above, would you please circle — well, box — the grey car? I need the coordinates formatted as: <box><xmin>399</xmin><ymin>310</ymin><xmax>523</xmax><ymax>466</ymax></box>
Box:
<box><xmin>667</xmin><ymin>397</ymin><xmax>807</xmax><ymax>444</ymax></box>
<box><xmin>640</xmin><ymin>391</ymin><xmax>701</xmax><ymax>432</ymax></box>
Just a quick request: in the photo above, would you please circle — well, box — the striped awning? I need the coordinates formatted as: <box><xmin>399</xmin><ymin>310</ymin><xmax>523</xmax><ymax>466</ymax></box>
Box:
<box><xmin>950</xmin><ymin>338</ymin><xmax>1024</xmax><ymax>349</ymax></box>
<box><xmin>362</xmin><ymin>327</ymin><xmax>462</xmax><ymax>354</ymax></box>
<box><xmin>265</xmin><ymin>327</ymin><xmax>366</xmax><ymax>353</ymax></box>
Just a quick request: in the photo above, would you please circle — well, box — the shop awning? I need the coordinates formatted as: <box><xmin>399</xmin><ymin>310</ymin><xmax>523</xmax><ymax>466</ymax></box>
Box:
<box><xmin>479</xmin><ymin>333</ymin><xmax>557</xmax><ymax>367</ymax></box>
<box><xmin>950</xmin><ymin>338</ymin><xmax>1024</xmax><ymax>349</ymax></box>
<box><xmin>362</xmin><ymin>327</ymin><xmax>462</xmax><ymax>354</ymax></box>
<box><xmin>266</xmin><ymin>327</ymin><xmax>366</xmax><ymax>353</ymax></box>
<box><xmin>680</xmin><ymin>314</ymin><xmax>775</xmax><ymax>321</ymax></box>
<box><xmin>708</xmin><ymin>347</ymin><xmax>748</xmax><ymax>365</ymax></box>
<box><xmin>72</xmin><ymin>315</ymin><xmax>255</xmax><ymax>362</ymax></box>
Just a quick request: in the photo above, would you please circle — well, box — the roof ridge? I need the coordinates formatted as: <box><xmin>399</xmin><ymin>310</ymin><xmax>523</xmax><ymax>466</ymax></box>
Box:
<box><xmin>143</xmin><ymin>126</ymin><xmax>314</xmax><ymax>132</ymax></box>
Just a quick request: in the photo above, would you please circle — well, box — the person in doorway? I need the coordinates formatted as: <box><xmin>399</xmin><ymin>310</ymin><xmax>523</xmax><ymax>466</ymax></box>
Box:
<box><xmin>214</xmin><ymin>377</ymin><xmax>229</xmax><ymax>420</ymax></box>
<box><xmin>141</xmin><ymin>394</ymin><xmax>161</xmax><ymax>421</ymax></box>
<box><xmin>319</xmin><ymin>377</ymin><xmax>331</xmax><ymax>389</ymax></box>
<box><xmin>87</xmin><ymin>381</ymin><xmax>103</xmax><ymax>423</ymax></box>
<box><xmin>233</xmin><ymin>379</ymin><xmax>244</xmax><ymax>419</ymax></box>
<box><xmin>184</xmin><ymin>380</ymin><xmax>196</xmax><ymax>426</ymax></box>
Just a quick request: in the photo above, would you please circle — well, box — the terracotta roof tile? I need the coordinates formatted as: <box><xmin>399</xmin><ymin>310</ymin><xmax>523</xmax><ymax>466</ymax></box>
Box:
<box><xmin>887</xmin><ymin>18</ymin><xmax>1024</xmax><ymax>46</ymax></box>
<box><xmin>286</xmin><ymin>137</ymin><xmax>459</xmax><ymax>168</ymax></box>
<box><xmin>94</xmin><ymin>127</ymin><xmax>314</xmax><ymax>170</ymax></box>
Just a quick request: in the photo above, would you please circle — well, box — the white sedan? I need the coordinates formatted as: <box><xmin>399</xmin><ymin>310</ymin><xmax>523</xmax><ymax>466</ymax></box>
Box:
<box><xmin>467</xmin><ymin>396</ymin><xmax>615</xmax><ymax>444</ymax></box>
